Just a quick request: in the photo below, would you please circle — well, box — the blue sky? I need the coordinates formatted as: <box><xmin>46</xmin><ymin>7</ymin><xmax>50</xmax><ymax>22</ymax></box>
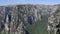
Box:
<box><xmin>0</xmin><ymin>0</ymin><xmax>60</xmax><ymax>6</ymax></box>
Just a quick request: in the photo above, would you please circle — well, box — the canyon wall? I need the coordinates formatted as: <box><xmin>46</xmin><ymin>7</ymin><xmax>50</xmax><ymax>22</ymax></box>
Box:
<box><xmin>0</xmin><ymin>4</ymin><xmax>59</xmax><ymax>34</ymax></box>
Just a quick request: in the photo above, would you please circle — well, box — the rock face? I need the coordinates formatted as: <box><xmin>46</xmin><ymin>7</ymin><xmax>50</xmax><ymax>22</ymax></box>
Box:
<box><xmin>0</xmin><ymin>4</ymin><xmax>59</xmax><ymax>34</ymax></box>
<box><xmin>48</xmin><ymin>5</ymin><xmax>60</xmax><ymax>34</ymax></box>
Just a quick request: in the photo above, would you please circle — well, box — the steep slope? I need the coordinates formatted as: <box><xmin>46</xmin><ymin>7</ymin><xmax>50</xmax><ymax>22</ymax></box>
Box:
<box><xmin>48</xmin><ymin>5</ymin><xmax>60</xmax><ymax>34</ymax></box>
<box><xmin>27</xmin><ymin>15</ymin><xmax>48</xmax><ymax>34</ymax></box>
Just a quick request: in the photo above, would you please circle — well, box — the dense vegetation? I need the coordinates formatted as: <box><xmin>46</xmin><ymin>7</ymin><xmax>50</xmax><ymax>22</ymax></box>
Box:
<box><xmin>27</xmin><ymin>15</ymin><xmax>48</xmax><ymax>34</ymax></box>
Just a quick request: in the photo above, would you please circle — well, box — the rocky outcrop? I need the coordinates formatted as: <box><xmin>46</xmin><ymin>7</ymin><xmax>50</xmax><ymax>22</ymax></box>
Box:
<box><xmin>48</xmin><ymin>6</ymin><xmax>60</xmax><ymax>34</ymax></box>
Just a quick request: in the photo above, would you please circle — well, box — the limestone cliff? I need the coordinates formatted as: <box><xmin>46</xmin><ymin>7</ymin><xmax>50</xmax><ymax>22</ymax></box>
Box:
<box><xmin>48</xmin><ymin>5</ymin><xmax>60</xmax><ymax>34</ymax></box>
<box><xmin>0</xmin><ymin>4</ymin><xmax>59</xmax><ymax>34</ymax></box>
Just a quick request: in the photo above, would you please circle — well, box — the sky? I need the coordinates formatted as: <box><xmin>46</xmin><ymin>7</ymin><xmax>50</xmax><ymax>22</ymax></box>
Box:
<box><xmin>0</xmin><ymin>0</ymin><xmax>60</xmax><ymax>6</ymax></box>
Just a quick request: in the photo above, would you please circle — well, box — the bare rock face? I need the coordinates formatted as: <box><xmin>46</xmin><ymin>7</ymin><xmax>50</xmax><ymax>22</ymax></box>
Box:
<box><xmin>0</xmin><ymin>4</ymin><xmax>59</xmax><ymax>34</ymax></box>
<box><xmin>48</xmin><ymin>6</ymin><xmax>60</xmax><ymax>34</ymax></box>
